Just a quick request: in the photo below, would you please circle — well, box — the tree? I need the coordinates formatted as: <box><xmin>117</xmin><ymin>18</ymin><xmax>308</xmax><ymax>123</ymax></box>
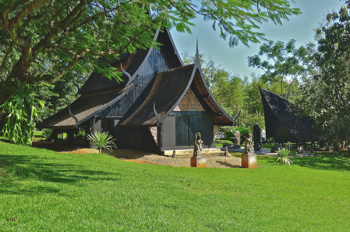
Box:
<box><xmin>297</xmin><ymin>2</ymin><xmax>350</xmax><ymax>144</ymax></box>
<box><xmin>0</xmin><ymin>0</ymin><xmax>301</xmax><ymax>143</ymax></box>
<box><xmin>248</xmin><ymin>39</ymin><xmax>316</xmax><ymax>99</ymax></box>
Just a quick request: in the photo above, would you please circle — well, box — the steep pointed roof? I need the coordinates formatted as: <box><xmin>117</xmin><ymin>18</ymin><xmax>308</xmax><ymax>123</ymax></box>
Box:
<box><xmin>79</xmin><ymin>29</ymin><xmax>183</xmax><ymax>94</ymax></box>
<box><xmin>260</xmin><ymin>87</ymin><xmax>318</xmax><ymax>141</ymax></box>
<box><xmin>121</xmin><ymin>56</ymin><xmax>234</xmax><ymax>126</ymax></box>
<box><xmin>39</xmin><ymin>28</ymin><xmax>184</xmax><ymax>129</ymax></box>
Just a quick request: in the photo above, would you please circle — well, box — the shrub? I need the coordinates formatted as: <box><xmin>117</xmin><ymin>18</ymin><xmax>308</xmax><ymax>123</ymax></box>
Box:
<box><xmin>267</xmin><ymin>138</ymin><xmax>275</xmax><ymax>144</ymax></box>
<box><xmin>276</xmin><ymin>148</ymin><xmax>294</xmax><ymax>166</ymax></box>
<box><xmin>42</xmin><ymin>129</ymin><xmax>53</xmax><ymax>140</ymax></box>
<box><xmin>87</xmin><ymin>131</ymin><xmax>117</xmax><ymax>153</ymax></box>
<box><xmin>225</xmin><ymin>131</ymin><xmax>234</xmax><ymax>141</ymax></box>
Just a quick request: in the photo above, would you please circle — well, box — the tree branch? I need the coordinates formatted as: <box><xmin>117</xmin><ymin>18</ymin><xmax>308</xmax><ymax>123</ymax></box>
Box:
<box><xmin>121</xmin><ymin>15</ymin><xmax>165</xmax><ymax>52</ymax></box>
<box><xmin>7</xmin><ymin>0</ymin><xmax>47</xmax><ymax>30</ymax></box>
<box><xmin>0</xmin><ymin>41</ymin><xmax>15</xmax><ymax>75</ymax></box>
<box><xmin>33</xmin><ymin>0</ymin><xmax>88</xmax><ymax>56</ymax></box>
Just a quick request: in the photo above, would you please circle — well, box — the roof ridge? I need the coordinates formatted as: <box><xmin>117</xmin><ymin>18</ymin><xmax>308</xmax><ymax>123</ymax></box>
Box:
<box><xmin>260</xmin><ymin>87</ymin><xmax>295</xmax><ymax>105</ymax></box>
<box><xmin>158</xmin><ymin>64</ymin><xmax>194</xmax><ymax>73</ymax></box>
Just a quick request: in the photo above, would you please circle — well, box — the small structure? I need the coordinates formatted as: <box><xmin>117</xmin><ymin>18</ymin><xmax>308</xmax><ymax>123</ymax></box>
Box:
<box><xmin>191</xmin><ymin>132</ymin><xmax>206</xmax><ymax>167</ymax></box>
<box><xmin>172</xmin><ymin>150</ymin><xmax>176</xmax><ymax>158</ymax></box>
<box><xmin>253</xmin><ymin>125</ymin><xmax>261</xmax><ymax>151</ymax></box>
<box><xmin>259</xmin><ymin>87</ymin><xmax>318</xmax><ymax>147</ymax></box>
<box><xmin>224</xmin><ymin>147</ymin><xmax>229</xmax><ymax>156</ymax></box>
<box><xmin>232</xmin><ymin>130</ymin><xmax>241</xmax><ymax>149</ymax></box>
<box><xmin>241</xmin><ymin>132</ymin><xmax>257</xmax><ymax>168</ymax></box>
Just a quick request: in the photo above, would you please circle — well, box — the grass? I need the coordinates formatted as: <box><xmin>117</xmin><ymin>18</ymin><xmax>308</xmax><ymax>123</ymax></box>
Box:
<box><xmin>1</xmin><ymin>140</ymin><xmax>350</xmax><ymax>231</ymax></box>
<box><xmin>214</xmin><ymin>139</ymin><xmax>233</xmax><ymax>144</ymax></box>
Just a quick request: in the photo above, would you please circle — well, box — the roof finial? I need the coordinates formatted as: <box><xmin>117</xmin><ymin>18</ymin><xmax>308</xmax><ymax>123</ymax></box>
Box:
<box><xmin>195</xmin><ymin>39</ymin><xmax>200</xmax><ymax>67</ymax></box>
<box><xmin>68</xmin><ymin>106</ymin><xmax>79</xmax><ymax>127</ymax></box>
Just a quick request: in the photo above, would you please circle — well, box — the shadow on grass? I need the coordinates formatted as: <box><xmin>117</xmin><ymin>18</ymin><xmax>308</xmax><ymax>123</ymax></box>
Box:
<box><xmin>0</xmin><ymin>153</ymin><xmax>121</xmax><ymax>196</ymax></box>
<box><xmin>294</xmin><ymin>154</ymin><xmax>350</xmax><ymax>171</ymax></box>
<box><xmin>215</xmin><ymin>161</ymin><xmax>241</xmax><ymax>168</ymax></box>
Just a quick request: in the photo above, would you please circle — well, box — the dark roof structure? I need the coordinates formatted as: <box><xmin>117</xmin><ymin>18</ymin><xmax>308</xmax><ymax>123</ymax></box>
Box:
<box><xmin>37</xmin><ymin>84</ymin><xmax>132</xmax><ymax>128</ymax></box>
<box><xmin>121</xmin><ymin>43</ymin><xmax>234</xmax><ymax>126</ymax></box>
<box><xmin>260</xmin><ymin>87</ymin><xmax>318</xmax><ymax>142</ymax></box>
<box><xmin>39</xmin><ymin>29</ymin><xmax>234</xmax><ymax>131</ymax></box>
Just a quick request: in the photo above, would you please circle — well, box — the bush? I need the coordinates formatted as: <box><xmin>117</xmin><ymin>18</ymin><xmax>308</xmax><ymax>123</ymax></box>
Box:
<box><xmin>87</xmin><ymin>131</ymin><xmax>117</xmax><ymax>153</ymax></box>
<box><xmin>42</xmin><ymin>129</ymin><xmax>53</xmax><ymax>140</ymax></box>
<box><xmin>225</xmin><ymin>131</ymin><xmax>234</xmax><ymax>141</ymax></box>
<box><xmin>276</xmin><ymin>148</ymin><xmax>294</xmax><ymax>166</ymax></box>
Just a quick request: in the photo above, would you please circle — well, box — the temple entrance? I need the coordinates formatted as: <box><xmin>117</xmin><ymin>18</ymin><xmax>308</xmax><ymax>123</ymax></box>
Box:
<box><xmin>176</xmin><ymin>116</ymin><xmax>203</xmax><ymax>146</ymax></box>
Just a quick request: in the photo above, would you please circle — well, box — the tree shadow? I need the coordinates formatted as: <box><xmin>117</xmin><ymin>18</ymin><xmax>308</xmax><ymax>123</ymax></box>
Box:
<box><xmin>293</xmin><ymin>154</ymin><xmax>350</xmax><ymax>171</ymax></box>
<box><xmin>0</xmin><ymin>153</ymin><xmax>121</xmax><ymax>196</ymax></box>
<box><xmin>215</xmin><ymin>161</ymin><xmax>241</xmax><ymax>168</ymax></box>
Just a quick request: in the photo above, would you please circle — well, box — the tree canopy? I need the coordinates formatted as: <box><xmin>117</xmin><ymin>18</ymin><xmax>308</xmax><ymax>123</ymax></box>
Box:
<box><xmin>297</xmin><ymin>2</ymin><xmax>350</xmax><ymax>142</ymax></box>
<box><xmin>248</xmin><ymin>39</ymin><xmax>316</xmax><ymax>99</ymax></box>
<box><xmin>0</xmin><ymin>0</ymin><xmax>300</xmax><ymax>85</ymax></box>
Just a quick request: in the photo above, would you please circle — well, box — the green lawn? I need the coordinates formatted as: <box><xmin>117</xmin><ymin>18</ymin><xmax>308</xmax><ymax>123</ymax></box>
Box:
<box><xmin>1</xmin><ymin>140</ymin><xmax>350</xmax><ymax>231</ymax></box>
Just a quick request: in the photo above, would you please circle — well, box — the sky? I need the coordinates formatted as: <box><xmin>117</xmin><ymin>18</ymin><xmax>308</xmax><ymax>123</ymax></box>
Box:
<box><xmin>170</xmin><ymin>0</ymin><xmax>345</xmax><ymax>79</ymax></box>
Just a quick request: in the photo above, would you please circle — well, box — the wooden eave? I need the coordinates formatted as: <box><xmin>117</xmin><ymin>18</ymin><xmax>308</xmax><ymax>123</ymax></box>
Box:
<box><xmin>37</xmin><ymin>84</ymin><xmax>133</xmax><ymax>129</ymax></box>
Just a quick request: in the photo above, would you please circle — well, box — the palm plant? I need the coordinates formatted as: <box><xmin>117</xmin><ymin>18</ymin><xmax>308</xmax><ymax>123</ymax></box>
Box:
<box><xmin>276</xmin><ymin>148</ymin><xmax>294</xmax><ymax>166</ymax></box>
<box><xmin>86</xmin><ymin>131</ymin><xmax>117</xmax><ymax>153</ymax></box>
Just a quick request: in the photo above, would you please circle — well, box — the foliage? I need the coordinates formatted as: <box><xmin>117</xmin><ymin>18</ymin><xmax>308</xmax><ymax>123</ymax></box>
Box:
<box><xmin>214</xmin><ymin>139</ymin><xmax>234</xmax><ymax>145</ymax></box>
<box><xmin>296</xmin><ymin>2</ymin><xmax>350</xmax><ymax>142</ymax></box>
<box><xmin>42</xmin><ymin>129</ymin><xmax>53</xmax><ymax>140</ymax></box>
<box><xmin>276</xmin><ymin>148</ymin><xmax>294</xmax><ymax>166</ymax></box>
<box><xmin>0</xmin><ymin>0</ymin><xmax>301</xmax><ymax>84</ymax></box>
<box><xmin>224</xmin><ymin>131</ymin><xmax>234</xmax><ymax>141</ymax></box>
<box><xmin>0</xmin><ymin>0</ymin><xmax>301</xmax><ymax>133</ymax></box>
<box><xmin>87</xmin><ymin>131</ymin><xmax>117</xmax><ymax>153</ymax></box>
<box><xmin>1</xmin><ymin>141</ymin><xmax>350</xmax><ymax>231</ymax></box>
<box><xmin>248</xmin><ymin>40</ymin><xmax>316</xmax><ymax>99</ymax></box>
<box><xmin>0</xmin><ymin>80</ymin><xmax>45</xmax><ymax>145</ymax></box>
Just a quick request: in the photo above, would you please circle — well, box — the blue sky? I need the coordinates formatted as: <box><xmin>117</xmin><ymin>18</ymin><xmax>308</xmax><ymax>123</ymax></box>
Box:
<box><xmin>170</xmin><ymin>0</ymin><xmax>345</xmax><ymax>79</ymax></box>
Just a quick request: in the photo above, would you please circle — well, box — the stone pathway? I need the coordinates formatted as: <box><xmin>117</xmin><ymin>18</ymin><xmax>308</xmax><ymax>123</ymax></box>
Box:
<box><xmin>221</xmin><ymin>147</ymin><xmax>319</xmax><ymax>157</ymax></box>
<box><xmin>221</xmin><ymin>147</ymin><xmax>278</xmax><ymax>156</ymax></box>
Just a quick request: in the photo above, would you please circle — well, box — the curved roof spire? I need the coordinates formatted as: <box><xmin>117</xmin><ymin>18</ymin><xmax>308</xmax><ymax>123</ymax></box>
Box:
<box><xmin>195</xmin><ymin>39</ymin><xmax>200</xmax><ymax>67</ymax></box>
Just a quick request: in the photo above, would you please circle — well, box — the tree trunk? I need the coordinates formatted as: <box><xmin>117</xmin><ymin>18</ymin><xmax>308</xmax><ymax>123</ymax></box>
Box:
<box><xmin>0</xmin><ymin>113</ymin><xmax>7</xmax><ymax>133</ymax></box>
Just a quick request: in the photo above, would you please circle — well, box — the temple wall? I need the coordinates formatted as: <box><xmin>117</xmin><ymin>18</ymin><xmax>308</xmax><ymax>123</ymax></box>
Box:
<box><xmin>173</xmin><ymin>88</ymin><xmax>205</xmax><ymax>112</ymax></box>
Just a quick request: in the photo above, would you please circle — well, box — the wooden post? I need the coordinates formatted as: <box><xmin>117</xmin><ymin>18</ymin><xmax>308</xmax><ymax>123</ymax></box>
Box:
<box><xmin>67</xmin><ymin>130</ymin><xmax>74</xmax><ymax>145</ymax></box>
<box><xmin>53</xmin><ymin>130</ymin><xmax>58</xmax><ymax>144</ymax></box>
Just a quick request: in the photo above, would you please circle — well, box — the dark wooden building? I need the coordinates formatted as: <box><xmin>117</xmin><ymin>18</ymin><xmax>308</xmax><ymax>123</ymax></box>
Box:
<box><xmin>38</xmin><ymin>29</ymin><xmax>236</xmax><ymax>153</ymax></box>
<box><xmin>259</xmin><ymin>87</ymin><xmax>318</xmax><ymax>144</ymax></box>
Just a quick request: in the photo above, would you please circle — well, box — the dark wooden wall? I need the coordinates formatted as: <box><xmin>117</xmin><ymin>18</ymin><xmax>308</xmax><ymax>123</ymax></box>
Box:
<box><xmin>116</xmin><ymin>126</ymin><xmax>159</xmax><ymax>152</ymax></box>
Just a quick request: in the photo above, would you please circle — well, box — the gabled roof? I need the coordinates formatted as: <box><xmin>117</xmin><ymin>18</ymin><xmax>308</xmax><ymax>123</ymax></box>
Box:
<box><xmin>121</xmin><ymin>48</ymin><xmax>234</xmax><ymax>126</ymax></box>
<box><xmin>37</xmin><ymin>85</ymin><xmax>132</xmax><ymax>129</ymax></box>
<box><xmin>259</xmin><ymin>87</ymin><xmax>318</xmax><ymax>141</ymax></box>
<box><xmin>79</xmin><ymin>49</ymin><xmax>149</xmax><ymax>94</ymax></box>
<box><xmin>79</xmin><ymin>29</ymin><xmax>183</xmax><ymax>94</ymax></box>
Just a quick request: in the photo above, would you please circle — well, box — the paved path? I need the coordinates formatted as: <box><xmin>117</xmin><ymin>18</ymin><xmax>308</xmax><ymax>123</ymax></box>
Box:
<box><xmin>220</xmin><ymin>147</ymin><xmax>277</xmax><ymax>155</ymax></box>
<box><xmin>220</xmin><ymin>147</ymin><xmax>319</xmax><ymax>157</ymax></box>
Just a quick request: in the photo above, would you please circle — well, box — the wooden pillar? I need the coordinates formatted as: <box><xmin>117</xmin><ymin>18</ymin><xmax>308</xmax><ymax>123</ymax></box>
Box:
<box><xmin>85</xmin><ymin>128</ymin><xmax>91</xmax><ymax>147</ymax></box>
<box><xmin>53</xmin><ymin>130</ymin><xmax>58</xmax><ymax>144</ymax></box>
<box><xmin>67</xmin><ymin>130</ymin><xmax>74</xmax><ymax>145</ymax></box>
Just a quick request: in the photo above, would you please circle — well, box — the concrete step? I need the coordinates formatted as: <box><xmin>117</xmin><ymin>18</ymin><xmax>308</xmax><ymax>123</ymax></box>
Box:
<box><xmin>163</xmin><ymin>148</ymin><xmax>222</xmax><ymax>156</ymax></box>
